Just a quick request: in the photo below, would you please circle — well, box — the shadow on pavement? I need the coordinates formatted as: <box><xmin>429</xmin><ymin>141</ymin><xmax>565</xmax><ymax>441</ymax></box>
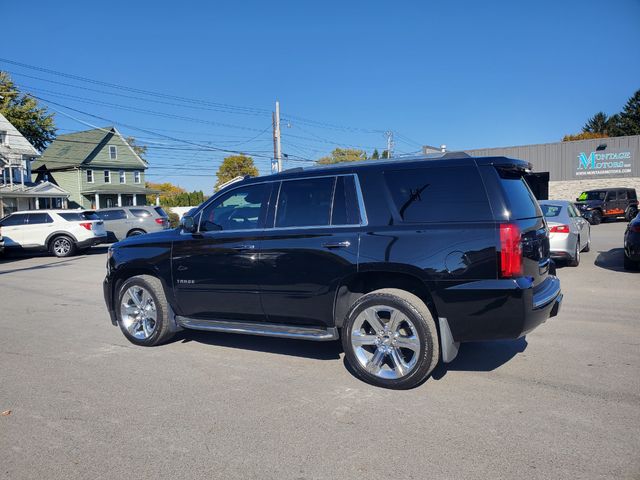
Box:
<box><xmin>0</xmin><ymin>256</ymin><xmax>81</xmax><ymax>274</ymax></box>
<box><xmin>174</xmin><ymin>329</ymin><xmax>343</xmax><ymax>361</ymax></box>
<box><xmin>595</xmin><ymin>248</ymin><xmax>637</xmax><ymax>273</ymax></box>
<box><xmin>431</xmin><ymin>337</ymin><xmax>528</xmax><ymax>380</ymax></box>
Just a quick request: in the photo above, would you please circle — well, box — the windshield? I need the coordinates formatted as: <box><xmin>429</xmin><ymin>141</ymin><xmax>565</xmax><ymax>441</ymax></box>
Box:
<box><xmin>540</xmin><ymin>204</ymin><xmax>562</xmax><ymax>217</ymax></box>
<box><xmin>578</xmin><ymin>191</ymin><xmax>606</xmax><ymax>201</ymax></box>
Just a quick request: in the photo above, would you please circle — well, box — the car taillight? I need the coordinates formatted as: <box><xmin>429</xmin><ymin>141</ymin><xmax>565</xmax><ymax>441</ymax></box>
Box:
<box><xmin>79</xmin><ymin>222</ymin><xmax>92</xmax><ymax>231</ymax></box>
<box><xmin>499</xmin><ymin>223</ymin><xmax>522</xmax><ymax>278</ymax></box>
<box><xmin>631</xmin><ymin>224</ymin><xmax>640</xmax><ymax>233</ymax></box>
<box><xmin>155</xmin><ymin>218</ymin><xmax>166</xmax><ymax>225</ymax></box>
<box><xmin>549</xmin><ymin>225</ymin><xmax>570</xmax><ymax>234</ymax></box>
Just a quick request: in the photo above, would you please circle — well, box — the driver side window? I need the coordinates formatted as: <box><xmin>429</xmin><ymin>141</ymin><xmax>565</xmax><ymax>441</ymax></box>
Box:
<box><xmin>199</xmin><ymin>183</ymin><xmax>268</xmax><ymax>232</ymax></box>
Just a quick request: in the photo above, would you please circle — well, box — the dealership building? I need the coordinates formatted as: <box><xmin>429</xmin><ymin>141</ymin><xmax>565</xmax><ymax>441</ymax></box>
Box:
<box><xmin>430</xmin><ymin>135</ymin><xmax>640</xmax><ymax>200</ymax></box>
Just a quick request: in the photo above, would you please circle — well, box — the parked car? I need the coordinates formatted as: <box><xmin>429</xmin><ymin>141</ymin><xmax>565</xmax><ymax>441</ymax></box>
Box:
<box><xmin>103</xmin><ymin>155</ymin><xmax>562</xmax><ymax>389</ymax></box>
<box><xmin>0</xmin><ymin>210</ymin><xmax>106</xmax><ymax>257</ymax></box>
<box><xmin>95</xmin><ymin>206</ymin><xmax>170</xmax><ymax>242</ymax></box>
<box><xmin>0</xmin><ymin>225</ymin><xmax>4</xmax><ymax>255</ymax></box>
<box><xmin>575</xmin><ymin>188</ymin><xmax>638</xmax><ymax>224</ymax></box>
<box><xmin>539</xmin><ymin>200</ymin><xmax>591</xmax><ymax>266</ymax></box>
<box><xmin>623</xmin><ymin>215</ymin><xmax>640</xmax><ymax>270</ymax></box>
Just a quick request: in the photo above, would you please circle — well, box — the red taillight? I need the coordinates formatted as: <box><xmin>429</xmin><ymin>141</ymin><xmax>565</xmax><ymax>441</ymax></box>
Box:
<box><xmin>631</xmin><ymin>225</ymin><xmax>640</xmax><ymax>233</ymax></box>
<box><xmin>79</xmin><ymin>222</ymin><xmax>92</xmax><ymax>231</ymax></box>
<box><xmin>549</xmin><ymin>224</ymin><xmax>570</xmax><ymax>234</ymax></box>
<box><xmin>499</xmin><ymin>223</ymin><xmax>522</xmax><ymax>278</ymax></box>
<box><xmin>155</xmin><ymin>218</ymin><xmax>166</xmax><ymax>225</ymax></box>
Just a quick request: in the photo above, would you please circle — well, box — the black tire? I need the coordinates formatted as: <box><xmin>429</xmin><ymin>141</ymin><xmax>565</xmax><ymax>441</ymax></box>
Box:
<box><xmin>625</xmin><ymin>207</ymin><xmax>638</xmax><ymax>222</ymax></box>
<box><xmin>568</xmin><ymin>238</ymin><xmax>581</xmax><ymax>267</ymax></box>
<box><xmin>127</xmin><ymin>229</ymin><xmax>146</xmax><ymax>238</ymax></box>
<box><xmin>116</xmin><ymin>275</ymin><xmax>175</xmax><ymax>346</ymax></box>
<box><xmin>623</xmin><ymin>254</ymin><xmax>640</xmax><ymax>271</ymax></box>
<box><xmin>582</xmin><ymin>234</ymin><xmax>590</xmax><ymax>252</ymax></box>
<box><xmin>50</xmin><ymin>235</ymin><xmax>76</xmax><ymax>258</ymax></box>
<box><xmin>590</xmin><ymin>210</ymin><xmax>602</xmax><ymax>225</ymax></box>
<box><xmin>341</xmin><ymin>288</ymin><xmax>440</xmax><ymax>390</ymax></box>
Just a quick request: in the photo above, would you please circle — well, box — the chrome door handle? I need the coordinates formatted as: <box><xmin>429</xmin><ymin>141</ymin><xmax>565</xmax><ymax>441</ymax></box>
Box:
<box><xmin>232</xmin><ymin>244</ymin><xmax>255</xmax><ymax>250</ymax></box>
<box><xmin>322</xmin><ymin>240</ymin><xmax>351</xmax><ymax>249</ymax></box>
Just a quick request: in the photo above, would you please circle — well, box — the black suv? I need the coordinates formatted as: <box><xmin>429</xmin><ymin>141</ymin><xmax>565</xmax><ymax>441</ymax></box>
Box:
<box><xmin>575</xmin><ymin>188</ymin><xmax>638</xmax><ymax>224</ymax></box>
<box><xmin>104</xmin><ymin>155</ymin><xmax>562</xmax><ymax>389</ymax></box>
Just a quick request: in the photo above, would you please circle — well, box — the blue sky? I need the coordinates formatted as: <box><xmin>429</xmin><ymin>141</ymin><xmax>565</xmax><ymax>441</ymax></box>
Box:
<box><xmin>4</xmin><ymin>0</ymin><xmax>640</xmax><ymax>192</ymax></box>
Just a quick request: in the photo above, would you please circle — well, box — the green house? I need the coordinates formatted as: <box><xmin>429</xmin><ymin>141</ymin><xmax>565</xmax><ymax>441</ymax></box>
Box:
<box><xmin>32</xmin><ymin>126</ymin><xmax>158</xmax><ymax>209</ymax></box>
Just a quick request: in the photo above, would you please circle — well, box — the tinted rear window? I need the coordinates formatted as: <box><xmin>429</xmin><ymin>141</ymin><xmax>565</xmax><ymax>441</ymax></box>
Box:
<box><xmin>154</xmin><ymin>207</ymin><xmax>168</xmax><ymax>217</ymax></box>
<box><xmin>130</xmin><ymin>209</ymin><xmax>152</xmax><ymax>218</ymax></box>
<box><xmin>540</xmin><ymin>204</ymin><xmax>562</xmax><ymax>217</ymax></box>
<box><xmin>496</xmin><ymin>169</ymin><xmax>542</xmax><ymax>219</ymax></box>
<box><xmin>59</xmin><ymin>212</ymin><xmax>100</xmax><ymax>221</ymax></box>
<box><xmin>384</xmin><ymin>166</ymin><xmax>492</xmax><ymax>223</ymax></box>
<box><xmin>331</xmin><ymin>176</ymin><xmax>361</xmax><ymax>225</ymax></box>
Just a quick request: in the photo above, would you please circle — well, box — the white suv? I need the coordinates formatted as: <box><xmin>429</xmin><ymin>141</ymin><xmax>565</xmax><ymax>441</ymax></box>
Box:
<box><xmin>0</xmin><ymin>210</ymin><xmax>107</xmax><ymax>257</ymax></box>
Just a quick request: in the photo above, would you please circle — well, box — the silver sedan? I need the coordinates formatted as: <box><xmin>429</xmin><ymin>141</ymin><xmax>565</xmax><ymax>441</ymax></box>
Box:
<box><xmin>539</xmin><ymin>200</ymin><xmax>591</xmax><ymax>267</ymax></box>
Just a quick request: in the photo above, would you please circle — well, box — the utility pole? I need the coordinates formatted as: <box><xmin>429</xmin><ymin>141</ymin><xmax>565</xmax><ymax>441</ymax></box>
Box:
<box><xmin>385</xmin><ymin>130</ymin><xmax>394</xmax><ymax>158</ymax></box>
<box><xmin>272</xmin><ymin>100</ymin><xmax>282</xmax><ymax>173</ymax></box>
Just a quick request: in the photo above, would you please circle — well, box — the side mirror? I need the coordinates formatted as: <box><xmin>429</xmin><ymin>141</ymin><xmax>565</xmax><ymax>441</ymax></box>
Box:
<box><xmin>181</xmin><ymin>215</ymin><xmax>197</xmax><ymax>233</ymax></box>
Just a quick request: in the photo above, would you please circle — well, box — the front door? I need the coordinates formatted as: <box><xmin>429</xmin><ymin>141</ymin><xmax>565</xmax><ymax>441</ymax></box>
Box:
<box><xmin>0</xmin><ymin>212</ymin><xmax>28</xmax><ymax>246</ymax></box>
<box><xmin>259</xmin><ymin>175</ymin><xmax>362</xmax><ymax>327</ymax></box>
<box><xmin>172</xmin><ymin>182</ymin><xmax>271</xmax><ymax>322</ymax></box>
<box><xmin>21</xmin><ymin>213</ymin><xmax>55</xmax><ymax>246</ymax></box>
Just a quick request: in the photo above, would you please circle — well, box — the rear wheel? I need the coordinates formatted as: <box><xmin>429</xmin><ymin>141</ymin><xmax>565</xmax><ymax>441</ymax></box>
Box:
<box><xmin>568</xmin><ymin>238</ymin><xmax>581</xmax><ymax>267</ymax></box>
<box><xmin>50</xmin><ymin>235</ymin><xmax>76</xmax><ymax>258</ymax></box>
<box><xmin>342</xmin><ymin>288</ymin><xmax>439</xmax><ymax>390</ymax></box>
<box><xmin>127</xmin><ymin>229</ymin><xmax>146</xmax><ymax>237</ymax></box>
<box><xmin>117</xmin><ymin>275</ymin><xmax>175</xmax><ymax>346</ymax></box>
<box><xmin>626</xmin><ymin>206</ymin><xmax>638</xmax><ymax>221</ymax></box>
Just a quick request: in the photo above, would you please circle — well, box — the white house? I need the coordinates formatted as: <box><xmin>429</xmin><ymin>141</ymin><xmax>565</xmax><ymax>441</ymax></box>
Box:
<box><xmin>0</xmin><ymin>112</ymin><xmax>70</xmax><ymax>217</ymax></box>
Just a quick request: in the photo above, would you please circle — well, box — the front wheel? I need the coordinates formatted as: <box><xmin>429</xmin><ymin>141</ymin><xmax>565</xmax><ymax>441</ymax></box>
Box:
<box><xmin>117</xmin><ymin>275</ymin><xmax>175</xmax><ymax>346</ymax></box>
<box><xmin>342</xmin><ymin>288</ymin><xmax>440</xmax><ymax>389</ymax></box>
<box><xmin>590</xmin><ymin>210</ymin><xmax>602</xmax><ymax>225</ymax></box>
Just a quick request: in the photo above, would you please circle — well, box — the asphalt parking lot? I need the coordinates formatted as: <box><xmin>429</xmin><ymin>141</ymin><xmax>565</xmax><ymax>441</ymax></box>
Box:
<box><xmin>1</xmin><ymin>222</ymin><xmax>638</xmax><ymax>480</ymax></box>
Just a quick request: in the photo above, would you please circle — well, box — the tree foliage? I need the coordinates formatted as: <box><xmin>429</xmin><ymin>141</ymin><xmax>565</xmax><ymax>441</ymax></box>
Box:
<box><xmin>145</xmin><ymin>181</ymin><xmax>207</xmax><ymax>207</ymax></box>
<box><xmin>125</xmin><ymin>136</ymin><xmax>148</xmax><ymax>160</ymax></box>
<box><xmin>566</xmin><ymin>89</ymin><xmax>640</xmax><ymax>141</ymax></box>
<box><xmin>562</xmin><ymin>132</ymin><xmax>609</xmax><ymax>142</ymax></box>
<box><xmin>317</xmin><ymin>148</ymin><xmax>368</xmax><ymax>165</ymax></box>
<box><xmin>215</xmin><ymin>155</ymin><xmax>259</xmax><ymax>190</ymax></box>
<box><xmin>0</xmin><ymin>71</ymin><xmax>56</xmax><ymax>151</ymax></box>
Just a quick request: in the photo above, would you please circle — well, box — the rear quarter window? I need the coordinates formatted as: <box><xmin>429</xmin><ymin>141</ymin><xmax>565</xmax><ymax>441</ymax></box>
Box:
<box><xmin>154</xmin><ymin>207</ymin><xmax>168</xmax><ymax>217</ymax></box>
<box><xmin>130</xmin><ymin>209</ymin><xmax>152</xmax><ymax>218</ymax></box>
<box><xmin>383</xmin><ymin>166</ymin><xmax>492</xmax><ymax>223</ymax></box>
<box><xmin>496</xmin><ymin>169</ymin><xmax>542</xmax><ymax>219</ymax></box>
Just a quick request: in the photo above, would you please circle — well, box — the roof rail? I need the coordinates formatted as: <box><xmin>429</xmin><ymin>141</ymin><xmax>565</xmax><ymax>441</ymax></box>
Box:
<box><xmin>215</xmin><ymin>175</ymin><xmax>247</xmax><ymax>192</ymax></box>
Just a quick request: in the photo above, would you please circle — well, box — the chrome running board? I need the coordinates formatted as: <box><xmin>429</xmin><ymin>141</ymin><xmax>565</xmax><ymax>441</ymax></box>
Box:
<box><xmin>176</xmin><ymin>316</ymin><xmax>339</xmax><ymax>341</ymax></box>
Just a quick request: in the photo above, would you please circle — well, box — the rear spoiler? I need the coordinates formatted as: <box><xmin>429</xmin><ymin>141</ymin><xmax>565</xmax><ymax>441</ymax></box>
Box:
<box><xmin>475</xmin><ymin>156</ymin><xmax>532</xmax><ymax>173</ymax></box>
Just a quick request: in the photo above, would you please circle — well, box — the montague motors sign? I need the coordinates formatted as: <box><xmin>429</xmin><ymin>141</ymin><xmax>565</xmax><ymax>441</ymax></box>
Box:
<box><xmin>576</xmin><ymin>150</ymin><xmax>633</xmax><ymax>177</ymax></box>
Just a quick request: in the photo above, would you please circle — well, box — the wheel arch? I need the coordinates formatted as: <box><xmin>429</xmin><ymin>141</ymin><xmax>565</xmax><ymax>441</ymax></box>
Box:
<box><xmin>45</xmin><ymin>231</ymin><xmax>78</xmax><ymax>248</ymax></box>
<box><xmin>110</xmin><ymin>266</ymin><xmax>174</xmax><ymax>315</ymax></box>
<box><xmin>333</xmin><ymin>268</ymin><xmax>437</xmax><ymax>329</ymax></box>
<box><xmin>126</xmin><ymin>228</ymin><xmax>147</xmax><ymax>237</ymax></box>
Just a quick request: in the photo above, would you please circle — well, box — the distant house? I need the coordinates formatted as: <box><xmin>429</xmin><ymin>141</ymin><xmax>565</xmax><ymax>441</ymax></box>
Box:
<box><xmin>0</xmin><ymin>112</ymin><xmax>70</xmax><ymax>217</ymax></box>
<box><xmin>32</xmin><ymin>126</ymin><xmax>159</xmax><ymax>209</ymax></box>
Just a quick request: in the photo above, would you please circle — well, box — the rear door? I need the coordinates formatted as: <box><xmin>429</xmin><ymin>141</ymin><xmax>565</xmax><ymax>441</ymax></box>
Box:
<box><xmin>603</xmin><ymin>190</ymin><xmax>619</xmax><ymax>217</ymax></box>
<box><xmin>96</xmin><ymin>209</ymin><xmax>128</xmax><ymax>240</ymax></box>
<box><xmin>0</xmin><ymin>213</ymin><xmax>28</xmax><ymax>246</ymax></box>
<box><xmin>258</xmin><ymin>175</ymin><xmax>362</xmax><ymax>327</ymax></box>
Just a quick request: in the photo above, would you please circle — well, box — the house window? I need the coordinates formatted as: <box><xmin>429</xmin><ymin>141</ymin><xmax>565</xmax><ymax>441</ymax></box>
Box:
<box><xmin>0</xmin><ymin>131</ymin><xmax>7</xmax><ymax>145</ymax></box>
<box><xmin>109</xmin><ymin>145</ymin><xmax>117</xmax><ymax>160</ymax></box>
<box><xmin>119</xmin><ymin>170</ymin><xmax>126</xmax><ymax>184</ymax></box>
<box><xmin>86</xmin><ymin>169</ymin><xmax>94</xmax><ymax>183</ymax></box>
<box><xmin>104</xmin><ymin>170</ymin><xmax>111</xmax><ymax>183</ymax></box>
<box><xmin>134</xmin><ymin>171</ymin><xmax>141</xmax><ymax>184</ymax></box>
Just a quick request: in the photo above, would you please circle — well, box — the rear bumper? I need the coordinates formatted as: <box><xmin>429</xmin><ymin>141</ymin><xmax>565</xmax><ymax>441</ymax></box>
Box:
<box><xmin>77</xmin><ymin>235</ymin><xmax>107</xmax><ymax>248</ymax></box>
<box><xmin>436</xmin><ymin>275</ymin><xmax>562</xmax><ymax>342</ymax></box>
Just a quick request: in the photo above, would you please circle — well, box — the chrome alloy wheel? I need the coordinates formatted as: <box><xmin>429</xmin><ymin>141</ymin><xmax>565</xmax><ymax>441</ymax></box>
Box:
<box><xmin>53</xmin><ymin>237</ymin><xmax>72</xmax><ymax>256</ymax></box>
<box><xmin>350</xmin><ymin>305</ymin><xmax>421</xmax><ymax>380</ymax></box>
<box><xmin>120</xmin><ymin>286</ymin><xmax>157</xmax><ymax>340</ymax></box>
